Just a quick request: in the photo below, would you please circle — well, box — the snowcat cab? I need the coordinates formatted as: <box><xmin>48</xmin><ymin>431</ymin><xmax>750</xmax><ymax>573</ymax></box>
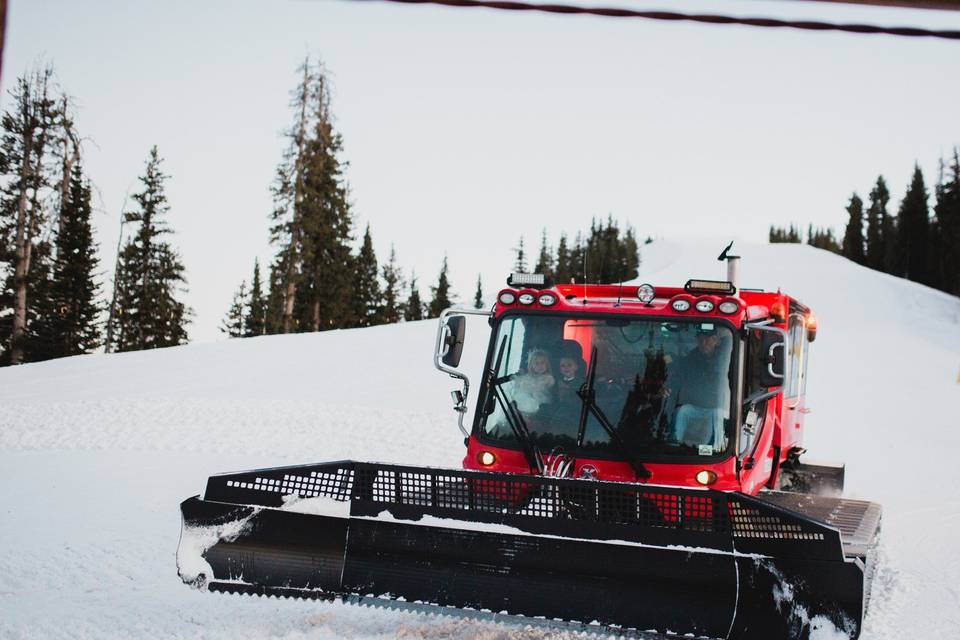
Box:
<box><xmin>440</xmin><ymin>257</ymin><xmax>835</xmax><ymax>497</ymax></box>
<box><xmin>177</xmin><ymin>248</ymin><xmax>881</xmax><ymax>640</ymax></box>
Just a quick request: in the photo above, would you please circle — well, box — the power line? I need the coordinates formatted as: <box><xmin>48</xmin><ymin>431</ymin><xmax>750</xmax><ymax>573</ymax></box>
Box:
<box><xmin>348</xmin><ymin>0</ymin><xmax>960</xmax><ymax>41</ymax></box>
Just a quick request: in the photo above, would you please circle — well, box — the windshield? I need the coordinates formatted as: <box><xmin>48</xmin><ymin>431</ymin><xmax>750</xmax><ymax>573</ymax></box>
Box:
<box><xmin>477</xmin><ymin>313</ymin><xmax>736</xmax><ymax>459</ymax></box>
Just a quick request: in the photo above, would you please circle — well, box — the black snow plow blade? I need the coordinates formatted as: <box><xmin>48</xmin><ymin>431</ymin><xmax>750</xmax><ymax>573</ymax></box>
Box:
<box><xmin>177</xmin><ymin>461</ymin><xmax>880</xmax><ymax>639</ymax></box>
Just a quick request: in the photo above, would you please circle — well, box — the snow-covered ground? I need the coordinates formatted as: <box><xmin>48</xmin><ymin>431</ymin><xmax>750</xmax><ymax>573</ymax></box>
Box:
<box><xmin>1</xmin><ymin>240</ymin><xmax>959</xmax><ymax>639</ymax></box>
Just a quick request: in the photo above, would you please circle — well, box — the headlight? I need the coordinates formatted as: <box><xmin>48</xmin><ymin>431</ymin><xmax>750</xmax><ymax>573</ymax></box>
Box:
<box><xmin>695</xmin><ymin>470</ymin><xmax>717</xmax><ymax>486</ymax></box>
<box><xmin>518</xmin><ymin>293</ymin><xmax>535</xmax><ymax>305</ymax></box>
<box><xmin>718</xmin><ymin>300</ymin><xmax>739</xmax><ymax>314</ymax></box>
<box><xmin>538</xmin><ymin>293</ymin><xmax>557</xmax><ymax>306</ymax></box>
<box><xmin>498</xmin><ymin>291</ymin><xmax>516</xmax><ymax>305</ymax></box>
<box><xmin>636</xmin><ymin>284</ymin><xmax>655</xmax><ymax>304</ymax></box>
<box><xmin>695</xmin><ymin>299</ymin><xmax>715</xmax><ymax>313</ymax></box>
<box><xmin>671</xmin><ymin>298</ymin><xmax>691</xmax><ymax>312</ymax></box>
<box><xmin>477</xmin><ymin>451</ymin><xmax>497</xmax><ymax>466</ymax></box>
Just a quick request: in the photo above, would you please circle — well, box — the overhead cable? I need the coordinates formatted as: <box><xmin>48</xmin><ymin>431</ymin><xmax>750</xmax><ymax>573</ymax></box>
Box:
<box><xmin>349</xmin><ymin>0</ymin><xmax>960</xmax><ymax>41</ymax></box>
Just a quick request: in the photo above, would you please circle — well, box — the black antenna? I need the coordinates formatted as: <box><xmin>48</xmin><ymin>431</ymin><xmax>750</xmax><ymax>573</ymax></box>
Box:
<box><xmin>615</xmin><ymin>278</ymin><xmax>623</xmax><ymax>307</ymax></box>
<box><xmin>718</xmin><ymin>240</ymin><xmax>735</xmax><ymax>262</ymax></box>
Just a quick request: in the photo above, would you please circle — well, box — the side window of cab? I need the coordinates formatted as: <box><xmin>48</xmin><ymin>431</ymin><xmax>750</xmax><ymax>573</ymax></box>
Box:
<box><xmin>785</xmin><ymin>314</ymin><xmax>807</xmax><ymax>407</ymax></box>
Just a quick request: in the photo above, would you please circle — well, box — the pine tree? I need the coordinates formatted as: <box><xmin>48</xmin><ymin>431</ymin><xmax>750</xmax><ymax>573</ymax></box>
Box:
<box><xmin>107</xmin><ymin>146</ymin><xmax>191</xmax><ymax>351</ymax></box>
<box><xmin>428</xmin><ymin>256</ymin><xmax>452</xmax><ymax>318</ymax></box>
<box><xmin>865</xmin><ymin>177</ymin><xmax>888</xmax><ymax>270</ymax></box>
<box><xmin>622</xmin><ymin>226</ymin><xmax>640</xmax><ymax>281</ymax></box>
<box><xmin>405</xmin><ymin>272</ymin><xmax>424</xmax><ymax>321</ymax></box>
<box><xmin>297</xmin><ymin>95</ymin><xmax>354</xmax><ymax>332</ymax></box>
<box><xmin>569</xmin><ymin>232</ymin><xmax>585</xmax><ymax>282</ymax></box>
<box><xmin>244</xmin><ymin>259</ymin><xmax>266</xmax><ymax>337</ymax></box>
<box><xmin>932</xmin><ymin>150</ymin><xmax>960</xmax><ymax>295</ymax></box>
<box><xmin>841</xmin><ymin>193</ymin><xmax>865</xmax><ymax>264</ymax></box>
<box><xmin>554</xmin><ymin>233</ymin><xmax>571</xmax><ymax>283</ymax></box>
<box><xmin>534</xmin><ymin>229</ymin><xmax>554</xmax><ymax>277</ymax></box>
<box><xmin>264</xmin><ymin>257</ymin><xmax>287</xmax><ymax>334</ymax></box>
<box><xmin>771</xmin><ymin>224</ymin><xmax>800</xmax><ymax>243</ymax></box>
<box><xmin>32</xmin><ymin>162</ymin><xmax>101</xmax><ymax>359</ymax></box>
<box><xmin>353</xmin><ymin>224</ymin><xmax>381</xmax><ymax>327</ymax></box>
<box><xmin>513</xmin><ymin>236</ymin><xmax>527</xmax><ymax>273</ymax></box>
<box><xmin>807</xmin><ymin>226</ymin><xmax>841</xmax><ymax>253</ymax></box>
<box><xmin>898</xmin><ymin>165</ymin><xmax>931</xmax><ymax>284</ymax></box>
<box><xmin>0</xmin><ymin>65</ymin><xmax>63</xmax><ymax>365</ymax></box>
<box><xmin>270</xmin><ymin>60</ymin><xmax>312</xmax><ymax>334</ymax></box>
<box><xmin>381</xmin><ymin>245</ymin><xmax>404</xmax><ymax>324</ymax></box>
<box><xmin>221</xmin><ymin>281</ymin><xmax>247</xmax><ymax>338</ymax></box>
<box><xmin>268</xmin><ymin>58</ymin><xmax>354</xmax><ymax>333</ymax></box>
<box><xmin>473</xmin><ymin>274</ymin><xmax>484</xmax><ymax>309</ymax></box>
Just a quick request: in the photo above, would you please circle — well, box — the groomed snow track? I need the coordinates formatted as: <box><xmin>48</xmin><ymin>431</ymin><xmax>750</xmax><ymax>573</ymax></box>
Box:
<box><xmin>204</xmin><ymin>582</ymin><xmax>669</xmax><ymax>639</ymax></box>
<box><xmin>177</xmin><ymin>461</ymin><xmax>880</xmax><ymax>640</ymax></box>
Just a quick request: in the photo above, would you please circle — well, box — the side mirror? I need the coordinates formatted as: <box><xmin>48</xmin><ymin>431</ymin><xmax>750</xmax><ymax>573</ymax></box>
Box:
<box><xmin>759</xmin><ymin>332</ymin><xmax>785</xmax><ymax>387</ymax></box>
<box><xmin>441</xmin><ymin>315</ymin><xmax>466</xmax><ymax>368</ymax></box>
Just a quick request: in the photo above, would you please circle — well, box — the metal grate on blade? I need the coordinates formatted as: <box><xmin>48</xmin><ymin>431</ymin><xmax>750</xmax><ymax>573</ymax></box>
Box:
<box><xmin>728</xmin><ymin>500</ymin><xmax>825</xmax><ymax>541</ymax></box>
<box><xmin>225</xmin><ymin>467</ymin><xmax>353</xmax><ymax>501</ymax></box>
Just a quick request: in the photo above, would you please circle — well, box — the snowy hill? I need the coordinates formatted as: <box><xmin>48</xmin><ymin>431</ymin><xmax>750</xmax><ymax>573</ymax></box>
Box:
<box><xmin>1</xmin><ymin>240</ymin><xmax>959</xmax><ymax>639</ymax></box>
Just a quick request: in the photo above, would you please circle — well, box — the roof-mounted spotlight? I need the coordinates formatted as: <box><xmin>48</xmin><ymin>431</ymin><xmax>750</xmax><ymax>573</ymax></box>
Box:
<box><xmin>636</xmin><ymin>284</ymin><xmax>656</xmax><ymax>304</ymax></box>
<box><xmin>685</xmin><ymin>279</ymin><xmax>736</xmax><ymax>296</ymax></box>
<box><xmin>507</xmin><ymin>273</ymin><xmax>552</xmax><ymax>289</ymax></box>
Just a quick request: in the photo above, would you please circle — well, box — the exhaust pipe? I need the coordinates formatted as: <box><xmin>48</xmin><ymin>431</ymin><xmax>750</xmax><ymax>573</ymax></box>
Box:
<box><xmin>718</xmin><ymin>241</ymin><xmax>741</xmax><ymax>295</ymax></box>
<box><xmin>727</xmin><ymin>256</ymin><xmax>740</xmax><ymax>292</ymax></box>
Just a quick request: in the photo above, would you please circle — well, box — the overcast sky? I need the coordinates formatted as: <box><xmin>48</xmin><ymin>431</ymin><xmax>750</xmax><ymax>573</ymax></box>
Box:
<box><xmin>3</xmin><ymin>0</ymin><xmax>958</xmax><ymax>342</ymax></box>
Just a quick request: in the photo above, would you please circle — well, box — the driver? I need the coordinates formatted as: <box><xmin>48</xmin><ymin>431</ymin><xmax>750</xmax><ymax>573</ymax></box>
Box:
<box><xmin>663</xmin><ymin>324</ymin><xmax>730</xmax><ymax>453</ymax></box>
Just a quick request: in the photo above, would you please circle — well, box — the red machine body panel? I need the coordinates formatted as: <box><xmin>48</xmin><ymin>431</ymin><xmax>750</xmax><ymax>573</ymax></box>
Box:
<box><xmin>462</xmin><ymin>281</ymin><xmax>815</xmax><ymax>497</ymax></box>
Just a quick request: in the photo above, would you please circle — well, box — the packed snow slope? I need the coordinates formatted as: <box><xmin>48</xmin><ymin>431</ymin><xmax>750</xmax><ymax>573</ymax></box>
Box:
<box><xmin>1</xmin><ymin>240</ymin><xmax>959</xmax><ymax>639</ymax></box>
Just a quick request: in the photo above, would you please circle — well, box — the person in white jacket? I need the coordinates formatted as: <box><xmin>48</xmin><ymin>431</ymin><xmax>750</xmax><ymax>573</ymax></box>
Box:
<box><xmin>511</xmin><ymin>348</ymin><xmax>556</xmax><ymax>415</ymax></box>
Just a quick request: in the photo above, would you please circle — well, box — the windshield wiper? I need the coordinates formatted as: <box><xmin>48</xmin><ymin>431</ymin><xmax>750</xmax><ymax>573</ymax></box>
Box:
<box><xmin>575</xmin><ymin>347</ymin><xmax>651</xmax><ymax>481</ymax></box>
<box><xmin>485</xmin><ymin>336</ymin><xmax>542</xmax><ymax>474</ymax></box>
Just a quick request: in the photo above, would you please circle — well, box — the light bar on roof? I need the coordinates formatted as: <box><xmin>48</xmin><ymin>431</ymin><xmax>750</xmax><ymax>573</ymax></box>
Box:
<box><xmin>507</xmin><ymin>272</ymin><xmax>550</xmax><ymax>288</ymax></box>
<box><xmin>685</xmin><ymin>279</ymin><xmax>736</xmax><ymax>295</ymax></box>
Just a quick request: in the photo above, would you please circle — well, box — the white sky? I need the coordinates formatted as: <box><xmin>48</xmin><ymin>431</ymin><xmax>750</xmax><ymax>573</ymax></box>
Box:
<box><xmin>2</xmin><ymin>0</ymin><xmax>958</xmax><ymax>342</ymax></box>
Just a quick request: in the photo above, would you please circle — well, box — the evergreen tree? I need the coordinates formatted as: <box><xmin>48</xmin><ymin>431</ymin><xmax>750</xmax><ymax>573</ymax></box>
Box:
<box><xmin>865</xmin><ymin>176</ymin><xmax>888</xmax><ymax>270</ymax></box>
<box><xmin>405</xmin><ymin>272</ymin><xmax>424</xmax><ymax>321</ymax></box>
<box><xmin>585</xmin><ymin>218</ymin><xmax>603</xmax><ymax>282</ymax></box>
<box><xmin>569</xmin><ymin>232</ymin><xmax>585</xmax><ymax>282</ymax></box>
<box><xmin>807</xmin><ymin>226</ymin><xmax>841</xmax><ymax>253</ymax></box>
<box><xmin>554</xmin><ymin>233</ymin><xmax>571</xmax><ymax>283</ymax></box>
<box><xmin>931</xmin><ymin>150</ymin><xmax>960</xmax><ymax>295</ymax></box>
<box><xmin>770</xmin><ymin>224</ymin><xmax>802</xmax><ymax>244</ymax></box>
<box><xmin>622</xmin><ymin>226</ymin><xmax>640</xmax><ymax>281</ymax></box>
<box><xmin>381</xmin><ymin>245</ymin><xmax>404</xmax><ymax>324</ymax></box>
<box><xmin>428</xmin><ymin>256</ymin><xmax>452</xmax><ymax>318</ymax></box>
<box><xmin>897</xmin><ymin>165</ymin><xmax>931</xmax><ymax>284</ymax></box>
<box><xmin>264</xmin><ymin>256</ymin><xmax>287</xmax><ymax>334</ymax></box>
<box><xmin>513</xmin><ymin>236</ymin><xmax>527</xmax><ymax>273</ymax></box>
<box><xmin>244</xmin><ymin>259</ymin><xmax>266</xmax><ymax>337</ymax></box>
<box><xmin>352</xmin><ymin>224</ymin><xmax>381</xmax><ymax>327</ymax></box>
<box><xmin>9</xmin><ymin>241</ymin><xmax>55</xmax><ymax>362</ymax></box>
<box><xmin>473</xmin><ymin>274</ymin><xmax>484</xmax><ymax>309</ymax></box>
<box><xmin>269</xmin><ymin>58</ymin><xmax>354</xmax><ymax>333</ymax></box>
<box><xmin>32</xmin><ymin>162</ymin><xmax>101</xmax><ymax>359</ymax></box>
<box><xmin>107</xmin><ymin>146</ymin><xmax>191</xmax><ymax>352</ymax></box>
<box><xmin>534</xmin><ymin>229</ymin><xmax>554</xmax><ymax>277</ymax></box>
<box><xmin>841</xmin><ymin>193</ymin><xmax>865</xmax><ymax>264</ymax></box>
<box><xmin>221</xmin><ymin>281</ymin><xmax>247</xmax><ymax>338</ymax></box>
<box><xmin>0</xmin><ymin>65</ymin><xmax>64</xmax><ymax>365</ymax></box>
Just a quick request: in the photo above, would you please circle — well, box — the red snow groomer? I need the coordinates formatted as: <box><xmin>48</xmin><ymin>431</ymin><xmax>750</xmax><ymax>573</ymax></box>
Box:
<box><xmin>177</xmin><ymin>246</ymin><xmax>881</xmax><ymax>639</ymax></box>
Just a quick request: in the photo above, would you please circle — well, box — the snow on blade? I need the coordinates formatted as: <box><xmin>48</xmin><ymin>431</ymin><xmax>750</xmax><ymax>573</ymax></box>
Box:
<box><xmin>176</xmin><ymin>508</ymin><xmax>261</xmax><ymax>589</ymax></box>
<box><xmin>1</xmin><ymin>241</ymin><xmax>959</xmax><ymax>639</ymax></box>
